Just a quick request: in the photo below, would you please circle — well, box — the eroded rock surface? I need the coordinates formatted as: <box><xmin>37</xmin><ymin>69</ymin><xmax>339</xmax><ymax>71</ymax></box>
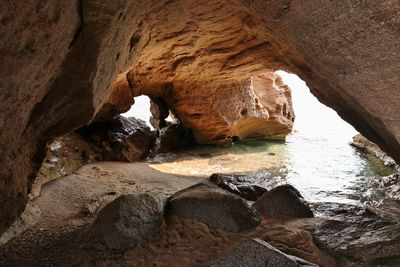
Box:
<box><xmin>1</xmin><ymin>0</ymin><xmax>400</xmax><ymax>235</ymax></box>
<box><xmin>94</xmin><ymin>74</ymin><xmax>135</xmax><ymax>122</ymax></box>
<box><xmin>89</xmin><ymin>193</ymin><xmax>167</xmax><ymax>251</ymax></box>
<box><xmin>169</xmin><ymin>183</ymin><xmax>261</xmax><ymax>232</ymax></box>
<box><xmin>210</xmin><ymin>238</ymin><xmax>317</xmax><ymax>267</ymax></box>
<box><xmin>253</xmin><ymin>185</ymin><xmax>314</xmax><ymax>218</ymax></box>
<box><xmin>30</xmin><ymin>132</ymin><xmax>96</xmax><ymax>199</ymax></box>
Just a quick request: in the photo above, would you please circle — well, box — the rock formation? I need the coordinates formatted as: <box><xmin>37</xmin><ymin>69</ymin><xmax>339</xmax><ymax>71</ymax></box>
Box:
<box><xmin>30</xmin><ymin>132</ymin><xmax>97</xmax><ymax>199</ymax></box>
<box><xmin>138</xmin><ymin>72</ymin><xmax>295</xmax><ymax>144</ymax></box>
<box><xmin>210</xmin><ymin>238</ymin><xmax>317</xmax><ymax>267</ymax></box>
<box><xmin>169</xmin><ymin>183</ymin><xmax>261</xmax><ymax>232</ymax></box>
<box><xmin>253</xmin><ymin>185</ymin><xmax>314</xmax><ymax>218</ymax></box>
<box><xmin>209</xmin><ymin>173</ymin><xmax>268</xmax><ymax>201</ymax></box>
<box><xmin>352</xmin><ymin>134</ymin><xmax>397</xmax><ymax>168</ymax></box>
<box><xmin>310</xmin><ymin>202</ymin><xmax>400</xmax><ymax>266</ymax></box>
<box><xmin>89</xmin><ymin>193</ymin><xmax>167</xmax><ymax>251</ymax></box>
<box><xmin>151</xmin><ymin>123</ymin><xmax>195</xmax><ymax>155</ymax></box>
<box><xmin>1</xmin><ymin>0</ymin><xmax>400</xmax><ymax>234</ymax></box>
<box><xmin>77</xmin><ymin>116</ymin><xmax>154</xmax><ymax>162</ymax></box>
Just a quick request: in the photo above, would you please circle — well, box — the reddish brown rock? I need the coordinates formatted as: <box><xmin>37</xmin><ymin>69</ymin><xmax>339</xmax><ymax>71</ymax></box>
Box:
<box><xmin>1</xmin><ymin>0</ymin><xmax>400</xmax><ymax>234</ymax></box>
<box><xmin>94</xmin><ymin>73</ymin><xmax>135</xmax><ymax>122</ymax></box>
<box><xmin>158</xmin><ymin>72</ymin><xmax>295</xmax><ymax>144</ymax></box>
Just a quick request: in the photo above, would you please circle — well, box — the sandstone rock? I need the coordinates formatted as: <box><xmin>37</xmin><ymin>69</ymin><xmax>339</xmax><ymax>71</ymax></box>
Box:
<box><xmin>2</xmin><ymin>0</ymin><xmax>400</xmax><ymax>235</ymax></box>
<box><xmin>209</xmin><ymin>173</ymin><xmax>267</xmax><ymax>201</ymax></box>
<box><xmin>210</xmin><ymin>238</ymin><xmax>317</xmax><ymax>267</ymax></box>
<box><xmin>78</xmin><ymin>116</ymin><xmax>154</xmax><ymax>162</ymax></box>
<box><xmin>94</xmin><ymin>73</ymin><xmax>135</xmax><ymax>122</ymax></box>
<box><xmin>168</xmin><ymin>183</ymin><xmax>261</xmax><ymax>232</ymax></box>
<box><xmin>309</xmin><ymin>202</ymin><xmax>400</xmax><ymax>266</ymax></box>
<box><xmin>352</xmin><ymin>134</ymin><xmax>397</xmax><ymax>168</ymax></box>
<box><xmin>253</xmin><ymin>185</ymin><xmax>313</xmax><ymax>218</ymax></box>
<box><xmin>141</xmin><ymin>72</ymin><xmax>295</xmax><ymax>145</ymax></box>
<box><xmin>90</xmin><ymin>193</ymin><xmax>167</xmax><ymax>251</ymax></box>
<box><xmin>152</xmin><ymin>123</ymin><xmax>195</xmax><ymax>155</ymax></box>
<box><xmin>30</xmin><ymin>132</ymin><xmax>96</xmax><ymax>199</ymax></box>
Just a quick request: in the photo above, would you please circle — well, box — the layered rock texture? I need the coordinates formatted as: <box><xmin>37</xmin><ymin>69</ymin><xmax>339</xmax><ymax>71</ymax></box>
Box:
<box><xmin>1</xmin><ymin>0</ymin><xmax>400</xmax><ymax>234</ymax></box>
<box><xmin>139</xmin><ymin>72</ymin><xmax>295</xmax><ymax>144</ymax></box>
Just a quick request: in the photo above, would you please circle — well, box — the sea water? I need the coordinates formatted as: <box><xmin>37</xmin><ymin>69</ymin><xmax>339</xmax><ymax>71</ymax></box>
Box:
<box><xmin>123</xmin><ymin>72</ymin><xmax>398</xmax><ymax>220</ymax></box>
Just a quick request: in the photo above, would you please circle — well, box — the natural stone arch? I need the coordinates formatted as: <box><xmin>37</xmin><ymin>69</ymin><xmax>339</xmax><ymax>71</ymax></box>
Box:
<box><xmin>0</xmin><ymin>0</ymin><xmax>399</xmax><ymax>234</ymax></box>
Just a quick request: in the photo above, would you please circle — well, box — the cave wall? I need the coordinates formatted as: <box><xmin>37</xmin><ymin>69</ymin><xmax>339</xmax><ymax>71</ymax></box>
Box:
<box><xmin>1</xmin><ymin>0</ymin><xmax>399</xmax><ymax>234</ymax></box>
<box><xmin>0</xmin><ymin>0</ymin><xmax>149</xmax><ymax>234</ymax></box>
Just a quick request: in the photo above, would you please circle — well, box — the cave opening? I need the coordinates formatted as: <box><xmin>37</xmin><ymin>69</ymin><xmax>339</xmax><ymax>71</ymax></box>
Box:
<box><xmin>121</xmin><ymin>95</ymin><xmax>153</xmax><ymax>128</ymax></box>
<box><xmin>142</xmin><ymin>70</ymin><xmax>397</xmax><ymax>219</ymax></box>
<box><xmin>1</xmin><ymin>1</ymin><xmax>400</xmax><ymax>265</ymax></box>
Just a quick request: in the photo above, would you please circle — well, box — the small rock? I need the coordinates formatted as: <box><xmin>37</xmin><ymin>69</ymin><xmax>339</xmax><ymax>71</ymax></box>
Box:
<box><xmin>90</xmin><ymin>193</ymin><xmax>167</xmax><ymax>251</ymax></box>
<box><xmin>252</xmin><ymin>185</ymin><xmax>313</xmax><ymax>218</ymax></box>
<box><xmin>210</xmin><ymin>238</ymin><xmax>317</xmax><ymax>267</ymax></box>
<box><xmin>209</xmin><ymin>173</ymin><xmax>267</xmax><ymax>201</ymax></box>
<box><xmin>168</xmin><ymin>183</ymin><xmax>261</xmax><ymax>232</ymax></box>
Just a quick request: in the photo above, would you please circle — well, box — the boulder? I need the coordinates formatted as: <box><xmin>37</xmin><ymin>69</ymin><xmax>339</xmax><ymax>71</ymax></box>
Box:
<box><xmin>168</xmin><ymin>183</ymin><xmax>261</xmax><ymax>232</ymax></box>
<box><xmin>253</xmin><ymin>185</ymin><xmax>313</xmax><ymax>218</ymax></box>
<box><xmin>90</xmin><ymin>193</ymin><xmax>167</xmax><ymax>251</ymax></box>
<box><xmin>210</xmin><ymin>238</ymin><xmax>317</xmax><ymax>267</ymax></box>
<box><xmin>152</xmin><ymin>123</ymin><xmax>195</xmax><ymax>155</ymax></box>
<box><xmin>209</xmin><ymin>173</ymin><xmax>267</xmax><ymax>201</ymax></box>
<box><xmin>309</xmin><ymin>202</ymin><xmax>400</xmax><ymax>266</ymax></box>
<box><xmin>78</xmin><ymin>116</ymin><xmax>154</xmax><ymax>162</ymax></box>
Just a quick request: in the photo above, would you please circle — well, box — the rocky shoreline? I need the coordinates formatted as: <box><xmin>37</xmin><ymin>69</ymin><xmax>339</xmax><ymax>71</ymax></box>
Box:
<box><xmin>1</xmin><ymin>166</ymin><xmax>399</xmax><ymax>266</ymax></box>
<box><xmin>1</xmin><ymin>117</ymin><xmax>399</xmax><ymax>266</ymax></box>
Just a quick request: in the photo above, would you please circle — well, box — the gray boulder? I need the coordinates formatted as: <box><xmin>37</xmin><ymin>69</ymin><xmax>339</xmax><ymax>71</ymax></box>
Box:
<box><xmin>90</xmin><ymin>193</ymin><xmax>167</xmax><ymax>251</ymax></box>
<box><xmin>253</xmin><ymin>184</ymin><xmax>313</xmax><ymax>218</ymax></box>
<box><xmin>168</xmin><ymin>183</ymin><xmax>261</xmax><ymax>232</ymax></box>
<box><xmin>210</xmin><ymin>238</ymin><xmax>317</xmax><ymax>267</ymax></box>
<box><xmin>209</xmin><ymin>173</ymin><xmax>267</xmax><ymax>201</ymax></box>
<box><xmin>310</xmin><ymin>202</ymin><xmax>400</xmax><ymax>266</ymax></box>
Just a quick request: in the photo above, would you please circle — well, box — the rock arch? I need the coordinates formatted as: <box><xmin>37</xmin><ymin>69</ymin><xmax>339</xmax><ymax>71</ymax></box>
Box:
<box><xmin>0</xmin><ymin>0</ymin><xmax>399</xmax><ymax>234</ymax></box>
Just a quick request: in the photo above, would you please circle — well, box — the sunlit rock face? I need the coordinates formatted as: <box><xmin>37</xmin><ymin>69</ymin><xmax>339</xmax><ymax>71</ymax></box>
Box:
<box><xmin>153</xmin><ymin>72</ymin><xmax>295</xmax><ymax>144</ymax></box>
<box><xmin>1</xmin><ymin>0</ymin><xmax>400</xmax><ymax>234</ymax></box>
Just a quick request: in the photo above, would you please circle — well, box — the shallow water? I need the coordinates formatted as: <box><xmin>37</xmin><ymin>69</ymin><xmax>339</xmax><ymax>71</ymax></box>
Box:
<box><xmin>125</xmin><ymin>72</ymin><xmax>399</xmax><ymax>220</ymax></box>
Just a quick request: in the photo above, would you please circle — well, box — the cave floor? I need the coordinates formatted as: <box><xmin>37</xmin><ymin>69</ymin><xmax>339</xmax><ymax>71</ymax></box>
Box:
<box><xmin>0</xmin><ymin>162</ymin><xmax>333</xmax><ymax>267</ymax></box>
